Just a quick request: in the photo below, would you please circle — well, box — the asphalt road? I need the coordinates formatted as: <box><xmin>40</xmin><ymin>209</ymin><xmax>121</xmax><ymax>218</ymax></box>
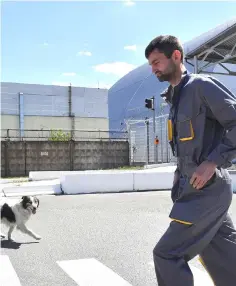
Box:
<box><xmin>1</xmin><ymin>191</ymin><xmax>236</xmax><ymax>286</ymax></box>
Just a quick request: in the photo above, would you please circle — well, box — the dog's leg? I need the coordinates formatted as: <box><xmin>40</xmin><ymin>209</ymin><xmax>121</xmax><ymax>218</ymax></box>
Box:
<box><xmin>1</xmin><ymin>233</ymin><xmax>6</xmax><ymax>239</ymax></box>
<box><xmin>8</xmin><ymin>225</ymin><xmax>15</xmax><ymax>240</ymax></box>
<box><xmin>17</xmin><ymin>224</ymin><xmax>41</xmax><ymax>240</ymax></box>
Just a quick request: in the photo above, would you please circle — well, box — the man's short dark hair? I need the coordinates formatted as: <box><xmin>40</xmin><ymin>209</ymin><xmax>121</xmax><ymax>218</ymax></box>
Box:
<box><xmin>145</xmin><ymin>35</ymin><xmax>184</xmax><ymax>63</ymax></box>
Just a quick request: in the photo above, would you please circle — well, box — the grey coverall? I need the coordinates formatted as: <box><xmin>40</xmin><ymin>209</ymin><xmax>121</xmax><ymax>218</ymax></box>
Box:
<box><xmin>153</xmin><ymin>71</ymin><xmax>236</xmax><ymax>286</ymax></box>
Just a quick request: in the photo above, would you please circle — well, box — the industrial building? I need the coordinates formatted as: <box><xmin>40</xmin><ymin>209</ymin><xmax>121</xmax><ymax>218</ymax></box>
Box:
<box><xmin>108</xmin><ymin>18</ymin><xmax>236</xmax><ymax>165</ymax></box>
<box><xmin>1</xmin><ymin>82</ymin><xmax>108</xmax><ymax>140</ymax></box>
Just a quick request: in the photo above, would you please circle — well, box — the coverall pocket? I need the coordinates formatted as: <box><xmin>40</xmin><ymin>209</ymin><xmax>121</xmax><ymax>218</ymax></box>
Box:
<box><xmin>178</xmin><ymin>179</ymin><xmax>201</xmax><ymax>199</ymax></box>
<box><xmin>177</xmin><ymin>119</ymin><xmax>194</xmax><ymax>141</ymax></box>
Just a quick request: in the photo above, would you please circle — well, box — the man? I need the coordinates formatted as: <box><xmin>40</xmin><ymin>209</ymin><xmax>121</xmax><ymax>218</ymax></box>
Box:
<box><xmin>145</xmin><ymin>35</ymin><xmax>236</xmax><ymax>286</ymax></box>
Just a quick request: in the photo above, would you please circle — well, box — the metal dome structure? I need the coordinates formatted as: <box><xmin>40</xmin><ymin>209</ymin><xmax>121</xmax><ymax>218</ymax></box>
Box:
<box><xmin>108</xmin><ymin>18</ymin><xmax>236</xmax><ymax>165</ymax></box>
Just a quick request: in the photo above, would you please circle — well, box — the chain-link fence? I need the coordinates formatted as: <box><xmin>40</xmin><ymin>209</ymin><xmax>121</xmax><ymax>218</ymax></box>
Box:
<box><xmin>127</xmin><ymin>114</ymin><xmax>173</xmax><ymax>165</ymax></box>
<box><xmin>0</xmin><ymin>129</ymin><xmax>128</xmax><ymax>142</ymax></box>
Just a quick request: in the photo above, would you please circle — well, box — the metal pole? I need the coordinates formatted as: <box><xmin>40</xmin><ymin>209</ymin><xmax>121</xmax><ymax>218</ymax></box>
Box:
<box><xmin>194</xmin><ymin>55</ymin><xmax>198</xmax><ymax>73</ymax></box>
<box><xmin>127</xmin><ymin>123</ymin><xmax>132</xmax><ymax>166</ymax></box>
<box><xmin>160</xmin><ymin>116</ymin><xmax>163</xmax><ymax>163</ymax></box>
<box><xmin>145</xmin><ymin>117</ymin><xmax>149</xmax><ymax>165</ymax></box>
<box><xmin>166</xmin><ymin>116</ymin><xmax>169</xmax><ymax>163</ymax></box>
<box><xmin>152</xmin><ymin>96</ymin><xmax>157</xmax><ymax>164</ymax></box>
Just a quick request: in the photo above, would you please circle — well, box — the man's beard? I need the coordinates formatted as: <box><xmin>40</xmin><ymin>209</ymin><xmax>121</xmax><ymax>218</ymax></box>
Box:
<box><xmin>155</xmin><ymin>62</ymin><xmax>176</xmax><ymax>82</ymax></box>
<box><xmin>156</xmin><ymin>73</ymin><xmax>172</xmax><ymax>82</ymax></box>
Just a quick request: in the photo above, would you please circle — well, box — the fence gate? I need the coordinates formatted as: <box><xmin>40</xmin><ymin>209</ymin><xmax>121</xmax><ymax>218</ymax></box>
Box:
<box><xmin>127</xmin><ymin>114</ymin><xmax>173</xmax><ymax>165</ymax></box>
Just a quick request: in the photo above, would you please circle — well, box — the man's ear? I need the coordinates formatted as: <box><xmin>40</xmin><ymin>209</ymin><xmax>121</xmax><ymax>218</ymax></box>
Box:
<box><xmin>172</xmin><ymin>50</ymin><xmax>182</xmax><ymax>62</ymax></box>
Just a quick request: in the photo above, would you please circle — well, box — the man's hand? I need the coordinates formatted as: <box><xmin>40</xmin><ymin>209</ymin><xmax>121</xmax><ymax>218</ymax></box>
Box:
<box><xmin>190</xmin><ymin>160</ymin><xmax>217</xmax><ymax>190</ymax></box>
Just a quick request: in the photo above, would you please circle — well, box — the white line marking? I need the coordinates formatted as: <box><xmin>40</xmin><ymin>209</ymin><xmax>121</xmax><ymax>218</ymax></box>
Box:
<box><xmin>57</xmin><ymin>258</ymin><xmax>133</xmax><ymax>286</ymax></box>
<box><xmin>189</xmin><ymin>264</ymin><xmax>214</xmax><ymax>286</ymax></box>
<box><xmin>0</xmin><ymin>255</ymin><xmax>22</xmax><ymax>286</ymax></box>
<box><xmin>148</xmin><ymin>260</ymin><xmax>214</xmax><ymax>286</ymax></box>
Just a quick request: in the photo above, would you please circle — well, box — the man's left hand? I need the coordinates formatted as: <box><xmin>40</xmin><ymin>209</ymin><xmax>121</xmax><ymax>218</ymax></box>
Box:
<box><xmin>190</xmin><ymin>160</ymin><xmax>217</xmax><ymax>190</ymax></box>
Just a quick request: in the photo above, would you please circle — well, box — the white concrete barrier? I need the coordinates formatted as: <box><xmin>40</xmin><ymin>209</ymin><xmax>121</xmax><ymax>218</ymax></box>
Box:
<box><xmin>134</xmin><ymin>169</ymin><xmax>174</xmax><ymax>191</ymax></box>
<box><xmin>61</xmin><ymin>172</ymin><xmax>134</xmax><ymax>194</ymax></box>
<box><xmin>1</xmin><ymin>179</ymin><xmax>61</xmax><ymax>197</ymax></box>
<box><xmin>60</xmin><ymin>167</ymin><xmax>177</xmax><ymax>195</ymax></box>
<box><xmin>29</xmin><ymin>169</ymin><xmax>136</xmax><ymax>181</ymax></box>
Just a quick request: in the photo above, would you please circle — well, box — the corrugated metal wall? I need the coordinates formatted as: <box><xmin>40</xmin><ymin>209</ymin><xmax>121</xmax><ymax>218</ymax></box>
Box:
<box><xmin>1</xmin><ymin>82</ymin><xmax>108</xmax><ymax>118</ymax></box>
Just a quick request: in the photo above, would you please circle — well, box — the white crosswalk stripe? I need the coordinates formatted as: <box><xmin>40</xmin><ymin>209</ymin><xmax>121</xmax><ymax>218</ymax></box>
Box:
<box><xmin>0</xmin><ymin>255</ymin><xmax>22</xmax><ymax>286</ymax></box>
<box><xmin>57</xmin><ymin>258</ymin><xmax>133</xmax><ymax>286</ymax></box>
<box><xmin>0</xmin><ymin>254</ymin><xmax>214</xmax><ymax>286</ymax></box>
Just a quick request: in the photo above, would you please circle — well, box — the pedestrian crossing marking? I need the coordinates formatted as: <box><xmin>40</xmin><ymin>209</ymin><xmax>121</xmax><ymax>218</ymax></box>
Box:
<box><xmin>0</xmin><ymin>255</ymin><xmax>22</xmax><ymax>286</ymax></box>
<box><xmin>57</xmin><ymin>258</ymin><xmax>133</xmax><ymax>286</ymax></box>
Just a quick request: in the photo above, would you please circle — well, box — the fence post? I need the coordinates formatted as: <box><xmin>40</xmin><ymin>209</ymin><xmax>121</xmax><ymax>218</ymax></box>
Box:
<box><xmin>24</xmin><ymin>141</ymin><xmax>27</xmax><ymax>176</ymax></box>
<box><xmin>5</xmin><ymin>141</ymin><xmax>9</xmax><ymax>177</ymax></box>
<box><xmin>127</xmin><ymin>123</ymin><xmax>132</xmax><ymax>166</ymax></box>
<box><xmin>160</xmin><ymin>116</ymin><xmax>163</xmax><ymax>163</ymax></box>
<box><xmin>70</xmin><ymin>140</ymin><xmax>74</xmax><ymax>171</ymax></box>
<box><xmin>145</xmin><ymin>117</ymin><xmax>150</xmax><ymax>165</ymax></box>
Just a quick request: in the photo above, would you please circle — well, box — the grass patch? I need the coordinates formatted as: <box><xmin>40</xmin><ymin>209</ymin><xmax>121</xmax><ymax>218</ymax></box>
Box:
<box><xmin>0</xmin><ymin>177</ymin><xmax>29</xmax><ymax>183</ymax></box>
<box><xmin>112</xmin><ymin>165</ymin><xmax>144</xmax><ymax>170</ymax></box>
<box><xmin>228</xmin><ymin>164</ymin><xmax>236</xmax><ymax>170</ymax></box>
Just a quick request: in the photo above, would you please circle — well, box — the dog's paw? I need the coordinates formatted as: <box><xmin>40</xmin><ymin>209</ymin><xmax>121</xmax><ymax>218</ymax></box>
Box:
<box><xmin>35</xmin><ymin>236</ymin><xmax>42</xmax><ymax>240</ymax></box>
<box><xmin>7</xmin><ymin>237</ymin><xmax>13</xmax><ymax>241</ymax></box>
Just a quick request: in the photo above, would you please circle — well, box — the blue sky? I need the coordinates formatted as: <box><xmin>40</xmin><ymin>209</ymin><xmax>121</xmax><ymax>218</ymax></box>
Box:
<box><xmin>1</xmin><ymin>1</ymin><xmax>236</xmax><ymax>89</ymax></box>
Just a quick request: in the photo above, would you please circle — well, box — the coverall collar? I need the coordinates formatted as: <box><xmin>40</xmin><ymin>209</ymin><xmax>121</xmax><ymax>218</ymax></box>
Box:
<box><xmin>160</xmin><ymin>69</ymin><xmax>189</xmax><ymax>104</ymax></box>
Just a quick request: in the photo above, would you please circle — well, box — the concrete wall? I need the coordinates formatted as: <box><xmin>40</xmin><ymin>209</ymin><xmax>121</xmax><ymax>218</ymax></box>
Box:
<box><xmin>1</xmin><ymin>141</ymin><xmax>129</xmax><ymax>177</ymax></box>
<box><xmin>1</xmin><ymin>115</ymin><xmax>108</xmax><ymax>130</ymax></box>
<box><xmin>1</xmin><ymin>115</ymin><xmax>109</xmax><ymax>139</ymax></box>
<box><xmin>1</xmin><ymin>115</ymin><xmax>19</xmax><ymax>129</ymax></box>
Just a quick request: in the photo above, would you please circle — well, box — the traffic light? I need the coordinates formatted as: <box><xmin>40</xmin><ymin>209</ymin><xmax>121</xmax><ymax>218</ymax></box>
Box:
<box><xmin>145</xmin><ymin>98</ymin><xmax>154</xmax><ymax>110</ymax></box>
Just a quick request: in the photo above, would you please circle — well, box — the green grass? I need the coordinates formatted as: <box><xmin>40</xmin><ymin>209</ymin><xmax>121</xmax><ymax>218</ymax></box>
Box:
<box><xmin>111</xmin><ymin>165</ymin><xmax>144</xmax><ymax>170</ymax></box>
<box><xmin>0</xmin><ymin>176</ymin><xmax>29</xmax><ymax>182</ymax></box>
<box><xmin>228</xmin><ymin>164</ymin><xmax>236</xmax><ymax>170</ymax></box>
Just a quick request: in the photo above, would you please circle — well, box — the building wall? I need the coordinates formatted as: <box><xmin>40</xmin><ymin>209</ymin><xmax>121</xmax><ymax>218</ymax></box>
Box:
<box><xmin>1</xmin><ymin>82</ymin><xmax>108</xmax><ymax>118</ymax></box>
<box><xmin>1</xmin><ymin>115</ymin><xmax>19</xmax><ymax>129</ymax></box>
<box><xmin>1</xmin><ymin>115</ymin><xmax>108</xmax><ymax>130</ymax></box>
<box><xmin>1</xmin><ymin>82</ymin><xmax>109</xmax><ymax>137</ymax></box>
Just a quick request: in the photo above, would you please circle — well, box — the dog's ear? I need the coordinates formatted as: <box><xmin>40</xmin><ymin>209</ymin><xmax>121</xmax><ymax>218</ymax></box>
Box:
<box><xmin>33</xmin><ymin>196</ymin><xmax>40</xmax><ymax>208</ymax></box>
<box><xmin>21</xmin><ymin>196</ymin><xmax>29</xmax><ymax>209</ymax></box>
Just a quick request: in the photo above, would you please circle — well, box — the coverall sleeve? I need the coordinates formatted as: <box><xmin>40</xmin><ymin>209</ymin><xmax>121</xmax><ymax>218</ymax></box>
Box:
<box><xmin>199</xmin><ymin>77</ymin><xmax>236</xmax><ymax>167</ymax></box>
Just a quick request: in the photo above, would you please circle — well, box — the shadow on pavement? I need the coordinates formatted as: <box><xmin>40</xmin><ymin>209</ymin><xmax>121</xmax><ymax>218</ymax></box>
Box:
<box><xmin>1</xmin><ymin>239</ymin><xmax>39</xmax><ymax>249</ymax></box>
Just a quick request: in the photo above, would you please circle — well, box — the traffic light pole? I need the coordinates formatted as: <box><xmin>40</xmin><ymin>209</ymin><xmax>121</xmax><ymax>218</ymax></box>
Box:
<box><xmin>152</xmin><ymin>96</ymin><xmax>157</xmax><ymax>164</ymax></box>
<box><xmin>144</xmin><ymin>96</ymin><xmax>157</xmax><ymax>164</ymax></box>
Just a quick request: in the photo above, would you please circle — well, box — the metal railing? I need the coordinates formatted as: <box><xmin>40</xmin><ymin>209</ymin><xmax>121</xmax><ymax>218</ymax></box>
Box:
<box><xmin>0</xmin><ymin>129</ymin><xmax>128</xmax><ymax>141</ymax></box>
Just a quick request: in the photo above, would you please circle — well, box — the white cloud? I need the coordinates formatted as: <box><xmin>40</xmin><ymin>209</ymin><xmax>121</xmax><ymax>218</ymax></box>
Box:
<box><xmin>124</xmin><ymin>45</ymin><xmax>137</xmax><ymax>51</ymax></box>
<box><xmin>93</xmin><ymin>62</ymin><xmax>137</xmax><ymax>77</ymax></box>
<box><xmin>62</xmin><ymin>72</ymin><xmax>76</xmax><ymax>76</ymax></box>
<box><xmin>43</xmin><ymin>42</ymin><xmax>48</xmax><ymax>46</ymax></box>
<box><xmin>124</xmin><ymin>0</ymin><xmax>135</xmax><ymax>6</ymax></box>
<box><xmin>77</xmin><ymin>51</ymin><xmax>92</xmax><ymax>56</ymax></box>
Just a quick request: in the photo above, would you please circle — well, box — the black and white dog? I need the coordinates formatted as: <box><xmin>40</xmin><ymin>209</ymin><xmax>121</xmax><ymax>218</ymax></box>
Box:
<box><xmin>1</xmin><ymin>196</ymin><xmax>41</xmax><ymax>241</ymax></box>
